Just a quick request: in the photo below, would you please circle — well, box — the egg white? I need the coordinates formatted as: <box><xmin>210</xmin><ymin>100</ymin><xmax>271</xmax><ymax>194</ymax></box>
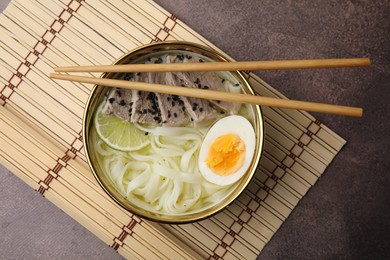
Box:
<box><xmin>198</xmin><ymin>115</ymin><xmax>256</xmax><ymax>186</ymax></box>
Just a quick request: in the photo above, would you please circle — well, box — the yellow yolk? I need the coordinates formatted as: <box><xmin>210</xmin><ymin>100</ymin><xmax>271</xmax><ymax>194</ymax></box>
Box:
<box><xmin>205</xmin><ymin>134</ymin><xmax>246</xmax><ymax>176</ymax></box>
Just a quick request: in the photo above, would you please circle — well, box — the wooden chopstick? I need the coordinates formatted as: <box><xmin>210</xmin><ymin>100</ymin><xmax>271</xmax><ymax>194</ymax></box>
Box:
<box><xmin>49</xmin><ymin>73</ymin><xmax>363</xmax><ymax>117</ymax></box>
<box><xmin>54</xmin><ymin>58</ymin><xmax>370</xmax><ymax>73</ymax></box>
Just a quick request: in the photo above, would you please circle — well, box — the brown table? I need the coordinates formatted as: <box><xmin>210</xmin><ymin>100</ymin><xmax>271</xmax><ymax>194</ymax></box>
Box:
<box><xmin>1</xmin><ymin>0</ymin><xmax>389</xmax><ymax>259</ymax></box>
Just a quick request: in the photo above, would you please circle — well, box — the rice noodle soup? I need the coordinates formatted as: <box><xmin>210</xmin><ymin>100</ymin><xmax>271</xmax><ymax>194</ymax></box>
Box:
<box><xmin>84</xmin><ymin>42</ymin><xmax>263</xmax><ymax>222</ymax></box>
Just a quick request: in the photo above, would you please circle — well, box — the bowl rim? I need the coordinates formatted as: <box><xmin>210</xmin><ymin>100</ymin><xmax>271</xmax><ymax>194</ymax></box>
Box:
<box><xmin>82</xmin><ymin>40</ymin><xmax>265</xmax><ymax>224</ymax></box>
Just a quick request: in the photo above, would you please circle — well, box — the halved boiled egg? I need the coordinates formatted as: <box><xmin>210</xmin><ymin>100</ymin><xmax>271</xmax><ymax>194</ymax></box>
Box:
<box><xmin>198</xmin><ymin>115</ymin><xmax>256</xmax><ymax>186</ymax></box>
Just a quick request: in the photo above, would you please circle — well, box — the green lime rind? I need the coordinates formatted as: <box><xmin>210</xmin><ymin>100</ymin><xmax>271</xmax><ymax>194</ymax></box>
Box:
<box><xmin>94</xmin><ymin>104</ymin><xmax>150</xmax><ymax>152</ymax></box>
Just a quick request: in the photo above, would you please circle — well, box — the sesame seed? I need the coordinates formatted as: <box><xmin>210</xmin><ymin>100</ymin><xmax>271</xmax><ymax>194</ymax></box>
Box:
<box><xmin>124</xmin><ymin>73</ymin><xmax>133</xmax><ymax>80</ymax></box>
<box><xmin>119</xmin><ymin>100</ymin><xmax>126</xmax><ymax>106</ymax></box>
<box><xmin>221</xmin><ymin>79</ymin><xmax>225</xmax><ymax>83</ymax></box>
<box><xmin>145</xmin><ymin>132</ymin><xmax>149</xmax><ymax>136</ymax></box>
<box><xmin>199</xmin><ymin>108</ymin><xmax>203</xmax><ymax>112</ymax></box>
<box><xmin>173</xmin><ymin>113</ymin><xmax>177</xmax><ymax>118</ymax></box>
<box><xmin>199</xmin><ymin>59</ymin><xmax>204</xmax><ymax>62</ymax></box>
<box><xmin>220</xmin><ymin>111</ymin><xmax>225</xmax><ymax>114</ymax></box>
<box><xmin>203</xmin><ymin>86</ymin><xmax>209</xmax><ymax>89</ymax></box>
<box><xmin>108</xmin><ymin>98</ymin><xmax>115</xmax><ymax>104</ymax></box>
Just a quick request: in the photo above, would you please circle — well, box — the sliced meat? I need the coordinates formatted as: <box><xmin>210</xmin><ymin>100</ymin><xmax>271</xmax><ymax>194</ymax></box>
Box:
<box><xmin>180</xmin><ymin>88</ymin><xmax>216</xmax><ymax>125</ymax></box>
<box><xmin>101</xmin><ymin>54</ymin><xmax>240</xmax><ymax>126</ymax></box>
<box><xmin>173</xmin><ymin>55</ymin><xmax>240</xmax><ymax>114</ymax></box>
<box><xmin>102</xmin><ymin>88</ymin><xmax>133</xmax><ymax>121</ymax></box>
<box><xmin>130</xmin><ymin>72</ymin><xmax>162</xmax><ymax>125</ymax></box>
<box><xmin>169</xmin><ymin>55</ymin><xmax>218</xmax><ymax>125</ymax></box>
<box><xmin>159</xmin><ymin>93</ymin><xmax>188</xmax><ymax>126</ymax></box>
<box><xmin>197</xmin><ymin>71</ymin><xmax>241</xmax><ymax>114</ymax></box>
<box><xmin>151</xmin><ymin>69</ymin><xmax>188</xmax><ymax>127</ymax></box>
<box><xmin>131</xmin><ymin>90</ymin><xmax>162</xmax><ymax>125</ymax></box>
<box><xmin>148</xmin><ymin>56</ymin><xmax>188</xmax><ymax>126</ymax></box>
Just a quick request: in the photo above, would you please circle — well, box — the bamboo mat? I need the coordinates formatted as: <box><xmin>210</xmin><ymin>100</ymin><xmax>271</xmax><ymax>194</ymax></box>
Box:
<box><xmin>0</xmin><ymin>0</ymin><xmax>346</xmax><ymax>259</ymax></box>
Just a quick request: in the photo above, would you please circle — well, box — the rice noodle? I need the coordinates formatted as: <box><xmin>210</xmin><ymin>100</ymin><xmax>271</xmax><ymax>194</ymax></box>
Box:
<box><xmin>92</xmin><ymin>124</ymin><xmax>234</xmax><ymax>215</ymax></box>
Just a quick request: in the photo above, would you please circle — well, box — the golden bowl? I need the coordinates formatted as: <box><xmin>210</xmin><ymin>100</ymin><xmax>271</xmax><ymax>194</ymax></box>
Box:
<box><xmin>83</xmin><ymin>41</ymin><xmax>264</xmax><ymax>224</ymax></box>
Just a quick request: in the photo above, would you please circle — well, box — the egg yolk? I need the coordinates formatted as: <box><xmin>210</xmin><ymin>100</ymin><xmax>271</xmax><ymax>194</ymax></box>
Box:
<box><xmin>205</xmin><ymin>134</ymin><xmax>246</xmax><ymax>175</ymax></box>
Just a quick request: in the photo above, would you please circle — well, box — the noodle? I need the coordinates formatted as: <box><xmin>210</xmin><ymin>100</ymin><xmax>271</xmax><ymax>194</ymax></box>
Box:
<box><xmin>92</xmin><ymin>123</ymin><xmax>233</xmax><ymax>215</ymax></box>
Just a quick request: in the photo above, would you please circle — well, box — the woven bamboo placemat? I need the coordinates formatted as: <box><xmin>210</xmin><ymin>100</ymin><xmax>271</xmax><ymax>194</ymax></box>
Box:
<box><xmin>0</xmin><ymin>0</ymin><xmax>346</xmax><ymax>259</ymax></box>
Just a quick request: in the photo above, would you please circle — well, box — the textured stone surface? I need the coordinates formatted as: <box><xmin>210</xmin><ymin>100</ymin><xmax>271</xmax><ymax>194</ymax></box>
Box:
<box><xmin>1</xmin><ymin>0</ymin><xmax>389</xmax><ymax>259</ymax></box>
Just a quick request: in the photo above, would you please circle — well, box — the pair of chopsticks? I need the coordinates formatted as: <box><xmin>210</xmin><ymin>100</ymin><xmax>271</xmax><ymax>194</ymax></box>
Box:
<box><xmin>50</xmin><ymin>58</ymin><xmax>370</xmax><ymax>117</ymax></box>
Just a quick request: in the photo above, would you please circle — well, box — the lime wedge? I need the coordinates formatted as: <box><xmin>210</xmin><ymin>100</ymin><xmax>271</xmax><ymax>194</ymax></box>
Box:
<box><xmin>94</xmin><ymin>104</ymin><xmax>149</xmax><ymax>151</ymax></box>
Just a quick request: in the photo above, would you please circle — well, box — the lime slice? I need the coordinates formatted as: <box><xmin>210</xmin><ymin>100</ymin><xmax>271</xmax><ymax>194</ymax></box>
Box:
<box><xmin>94</xmin><ymin>104</ymin><xmax>150</xmax><ymax>151</ymax></box>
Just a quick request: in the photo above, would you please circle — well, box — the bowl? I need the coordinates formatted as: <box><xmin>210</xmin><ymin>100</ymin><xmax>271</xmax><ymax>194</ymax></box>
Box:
<box><xmin>83</xmin><ymin>41</ymin><xmax>264</xmax><ymax>224</ymax></box>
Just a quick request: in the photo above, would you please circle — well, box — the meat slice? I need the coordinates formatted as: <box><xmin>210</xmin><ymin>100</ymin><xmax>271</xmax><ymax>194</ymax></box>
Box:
<box><xmin>173</xmin><ymin>55</ymin><xmax>241</xmax><ymax>114</ymax></box>
<box><xmin>169</xmin><ymin>55</ymin><xmax>218</xmax><ymax>125</ymax></box>
<box><xmin>197</xmin><ymin>71</ymin><xmax>241</xmax><ymax>114</ymax></box>
<box><xmin>102</xmin><ymin>87</ymin><xmax>133</xmax><ymax>121</ymax></box>
<box><xmin>150</xmin><ymin>69</ymin><xmax>188</xmax><ymax>127</ymax></box>
<box><xmin>131</xmin><ymin>91</ymin><xmax>162</xmax><ymax>124</ymax></box>
<box><xmin>152</xmin><ymin>72</ymin><xmax>189</xmax><ymax>126</ymax></box>
<box><xmin>130</xmin><ymin>72</ymin><xmax>162</xmax><ymax>125</ymax></box>
<box><xmin>180</xmin><ymin>86</ymin><xmax>216</xmax><ymax>125</ymax></box>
